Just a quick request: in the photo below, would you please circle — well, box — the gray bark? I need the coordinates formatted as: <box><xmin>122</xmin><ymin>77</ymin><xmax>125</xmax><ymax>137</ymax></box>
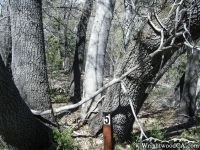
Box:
<box><xmin>9</xmin><ymin>0</ymin><xmax>54</xmax><ymax>120</ymax></box>
<box><xmin>195</xmin><ymin>78</ymin><xmax>200</xmax><ymax>113</ymax></box>
<box><xmin>81</xmin><ymin>0</ymin><xmax>116</xmax><ymax>119</ymax></box>
<box><xmin>89</xmin><ymin>1</ymin><xmax>200</xmax><ymax>140</ymax></box>
<box><xmin>63</xmin><ymin>6</ymin><xmax>71</xmax><ymax>72</ymax></box>
<box><xmin>0</xmin><ymin>0</ymin><xmax>11</xmax><ymax>70</ymax></box>
<box><xmin>0</xmin><ymin>56</ymin><xmax>52</xmax><ymax>150</ymax></box>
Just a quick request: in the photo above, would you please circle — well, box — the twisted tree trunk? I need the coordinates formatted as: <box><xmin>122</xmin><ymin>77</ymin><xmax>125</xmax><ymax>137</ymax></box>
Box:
<box><xmin>0</xmin><ymin>56</ymin><xmax>52</xmax><ymax>150</ymax></box>
<box><xmin>89</xmin><ymin>0</ymin><xmax>200</xmax><ymax>141</ymax></box>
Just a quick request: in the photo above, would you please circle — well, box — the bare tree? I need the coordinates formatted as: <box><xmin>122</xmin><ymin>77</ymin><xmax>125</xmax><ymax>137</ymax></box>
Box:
<box><xmin>63</xmin><ymin>2</ymin><xmax>73</xmax><ymax>72</ymax></box>
<box><xmin>81</xmin><ymin>0</ymin><xmax>116</xmax><ymax>120</ymax></box>
<box><xmin>69</xmin><ymin>0</ymin><xmax>93</xmax><ymax>103</ymax></box>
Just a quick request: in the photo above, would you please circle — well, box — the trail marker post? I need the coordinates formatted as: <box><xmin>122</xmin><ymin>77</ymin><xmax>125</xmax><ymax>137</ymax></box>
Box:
<box><xmin>103</xmin><ymin>112</ymin><xmax>112</xmax><ymax>150</ymax></box>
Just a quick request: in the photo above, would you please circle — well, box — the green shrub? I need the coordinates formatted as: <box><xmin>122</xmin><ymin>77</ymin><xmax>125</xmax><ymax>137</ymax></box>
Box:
<box><xmin>181</xmin><ymin>115</ymin><xmax>200</xmax><ymax>142</ymax></box>
<box><xmin>149</xmin><ymin>119</ymin><xmax>166</xmax><ymax>140</ymax></box>
<box><xmin>50</xmin><ymin>87</ymin><xmax>68</xmax><ymax>103</ymax></box>
<box><xmin>52</xmin><ymin>128</ymin><xmax>80</xmax><ymax>150</ymax></box>
<box><xmin>130</xmin><ymin>132</ymin><xmax>141</xmax><ymax>150</ymax></box>
<box><xmin>113</xmin><ymin>133</ymin><xmax>119</xmax><ymax>143</ymax></box>
<box><xmin>130</xmin><ymin>118</ymin><xmax>166</xmax><ymax>150</ymax></box>
<box><xmin>46</xmin><ymin>36</ymin><xmax>64</xmax><ymax>72</ymax></box>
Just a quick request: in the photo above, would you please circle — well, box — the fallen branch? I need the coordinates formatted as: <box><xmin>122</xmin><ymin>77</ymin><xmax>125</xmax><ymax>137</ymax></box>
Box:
<box><xmin>31</xmin><ymin>46</ymin><xmax>180</xmax><ymax>116</ymax></box>
<box><xmin>31</xmin><ymin>27</ymin><xmax>184</xmax><ymax>116</ymax></box>
<box><xmin>84</xmin><ymin>95</ymin><xmax>105</xmax><ymax>120</ymax></box>
<box><xmin>31</xmin><ymin>78</ymin><xmax>121</xmax><ymax>115</ymax></box>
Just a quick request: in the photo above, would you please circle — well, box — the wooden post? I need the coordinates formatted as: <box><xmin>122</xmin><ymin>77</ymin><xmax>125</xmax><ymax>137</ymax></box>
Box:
<box><xmin>103</xmin><ymin>112</ymin><xmax>112</xmax><ymax>150</ymax></box>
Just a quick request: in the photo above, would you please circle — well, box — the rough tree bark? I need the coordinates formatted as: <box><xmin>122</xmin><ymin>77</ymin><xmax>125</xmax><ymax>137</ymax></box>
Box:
<box><xmin>81</xmin><ymin>0</ymin><xmax>116</xmax><ymax>119</ymax></box>
<box><xmin>0</xmin><ymin>0</ymin><xmax>11</xmax><ymax>70</ymax></box>
<box><xmin>0</xmin><ymin>55</ymin><xmax>52</xmax><ymax>150</ymax></box>
<box><xmin>89</xmin><ymin>0</ymin><xmax>200</xmax><ymax>140</ymax></box>
<box><xmin>9</xmin><ymin>0</ymin><xmax>54</xmax><ymax>120</ymax></box>
<box><xmin>177</xmin><ymin>47</ymin><xmax>200</xmax><ymax>122</ymax></box>
<box><xmin>69</xmin><ymin>0</ymin><xmax>93</xmax><ymax>103</ymax></box>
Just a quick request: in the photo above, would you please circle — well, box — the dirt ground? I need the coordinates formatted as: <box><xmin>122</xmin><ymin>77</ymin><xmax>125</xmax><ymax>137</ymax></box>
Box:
<box><xmin>52</xmin><ymin>99</ymin><xmax>199</xmax><ymax>150</ymax></box>
<box><xmin>51</xmin><ymin>75</ymin><xmax>200</xmax><ymax>150</ymax></box>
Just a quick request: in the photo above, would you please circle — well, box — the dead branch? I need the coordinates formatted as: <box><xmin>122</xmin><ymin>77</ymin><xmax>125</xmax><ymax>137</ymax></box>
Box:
<box><xmin>31</xmin><ymin>41</ymin><xmax>183</xmax><ymax>116</ymax></box>
<box><xmin>31</xmin><ymin>1</ymin><xmax>195</xmax><ymax>117</ymax></box>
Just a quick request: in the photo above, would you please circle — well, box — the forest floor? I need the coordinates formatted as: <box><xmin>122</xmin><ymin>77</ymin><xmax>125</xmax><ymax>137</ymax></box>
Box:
<box><xmin>53</xmin><ymin>103</ymin><xmax>200</xmax><ymax>150</ymax></box>
<box><xmin>51</xmin><ymin>75</ymin><xmax>200</xmax><ymax>150</ymax></box>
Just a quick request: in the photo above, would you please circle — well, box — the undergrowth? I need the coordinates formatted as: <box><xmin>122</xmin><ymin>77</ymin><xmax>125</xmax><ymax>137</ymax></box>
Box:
<box><xmin>51</xmin><ymin>128</ymin><xmax>80</xmax><ymax>150</ymax></box>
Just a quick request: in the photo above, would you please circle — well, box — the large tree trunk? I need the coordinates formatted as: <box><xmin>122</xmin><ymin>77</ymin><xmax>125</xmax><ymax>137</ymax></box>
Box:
<box><xmin>9</xmin><ymin>0</ymin><xmax>54</xmax><ymax>120</ymax></box>
<box><xmin>0</xmin><ymin>0</ymin><xmax>12</xmax><ymax>70</ymax></box>
<box><xmin>81</xmin><ymin>0</ymin><xmax>116</xmax><ymax>119</ymax></box>
<box><xmin>89</xmin><ymin>1</ymin><xmax>200</xmax><ymax>141</ymax></box>
<box><xmin>69</xmin><ymin>0</ymin><xmax>93</xmax><ymax>103</ymax></box>
<box><xmin>0</xmin><ymin>56</ymin><xmax>52</xmax><ymax>150</ymax></box>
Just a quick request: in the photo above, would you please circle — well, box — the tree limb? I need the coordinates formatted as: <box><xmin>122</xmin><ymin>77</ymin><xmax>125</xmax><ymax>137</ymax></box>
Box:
<box><xmin>31</xmin><ymin>42</ymin><xmax>183</xmax><ymax>116</ymax></box>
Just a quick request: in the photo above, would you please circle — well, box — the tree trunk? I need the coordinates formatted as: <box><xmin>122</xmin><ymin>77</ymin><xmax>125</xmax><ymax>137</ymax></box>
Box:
<box><xmin>123</xmin><ymin>0</ymin><xmax>133</xmax><ymax>49</ymax></box>
<box><xmin>81</xmin><ymin>0</ymin><xmax>116</xmax><ymax>119</ymax></box>
<box><xmin>195</xmin><ymin>77</ymin><xmax>200</xmax><ymax>113</ymax></box>
<box><xmin>63</xmin><ymin>6</ymin><xmax>71</xmax><ymax>72</ymax></box>
<box><xmin>173</xmin><ymin>72</ymin><xmax>185</xmax><ymax>108</ymax></box>
<box><xmin>0</xmin><ymin>56</ymin><xmax>52</xmax><ymax>150</ymax></box>
<box><xmin>89</xmin><ymin>1</ymin><xmax>200</xmax><ymax>141</ymax></box>
<box><xmin>9</xmin><ymin>0</ymin><xmax>54</xmax><ymax>120</ymax></box>
<box><xmin>0</xmin><ymin>0</ymin><xmax>12</xmax><ymax>70</ymax></box>
<box><xmin>69</xmin><ymin>0</ymin><xmax>93</xmax><ymax>103</ymax></box>
<box><xmin>177</xmin><ymin>47</ymin><xmax>200</xmax><ymax>122</ymax></box>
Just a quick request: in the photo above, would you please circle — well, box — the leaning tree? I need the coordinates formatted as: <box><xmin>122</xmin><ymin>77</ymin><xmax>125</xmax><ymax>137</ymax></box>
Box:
<box><xmin>30</xmin><ymin>0</ymin><xmax>200</xmax><ymax>141</ymax></box>
<box><xmin>89</xmin><ymin>0</ymin><xmax>200</xmax><ymax>140</ymax></box>
<box><xmin>0</xmin><ymin>55</ymin><xmax>53</xmax><ymax>150</ymax></box>
<box><xmin>26</xmin><ymin>0</ymin><xmax>200</xmax><ymax>142</ymax></box>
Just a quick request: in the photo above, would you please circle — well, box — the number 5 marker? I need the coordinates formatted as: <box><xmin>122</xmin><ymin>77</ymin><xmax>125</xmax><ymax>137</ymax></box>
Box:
<box><xmin>103</xmin><ymin>112</ymin><xmax>112</xmax><ymax>150</ymax></box>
